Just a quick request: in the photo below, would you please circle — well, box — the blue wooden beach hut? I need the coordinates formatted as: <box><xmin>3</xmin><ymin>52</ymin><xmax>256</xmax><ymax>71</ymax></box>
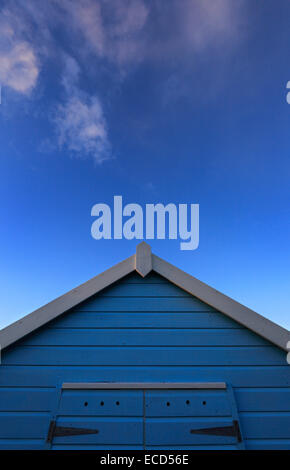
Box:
<box><xmin>0</xmin><ymin>242</ymin><xmax>289</xmax><ymax>450</ymax></box>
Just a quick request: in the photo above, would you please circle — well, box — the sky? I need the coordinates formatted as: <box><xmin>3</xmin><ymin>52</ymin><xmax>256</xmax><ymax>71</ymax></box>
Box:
<box><xmin>0</xmin><ymin>0</ymin><xmax>290</xmax><ymax>331</ymax></box>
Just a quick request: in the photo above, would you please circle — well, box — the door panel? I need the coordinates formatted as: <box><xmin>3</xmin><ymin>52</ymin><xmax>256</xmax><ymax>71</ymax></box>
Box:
<box><xmin>48</xmin><ymin>389</ymin><xmax>144</xmax><ymax>449</ymax></box>
<box><xmin>47</xmin><ymin>385</ymin><xmax>243</xmax><ymax>449</ymax></box>
<box><xmin>51</xmin><ymin>417</ymin><xmax>143</xmax><ymax>447</ymax></box>
<box><xmin>145</xmin><ymin>390</ymin><xmax>232</xmax><ymax>417</ymax></box>
<box><xmin>146</xmin><ymin>417</ymin><xmax>239</xmax><ymax>446</ymax></box>
<box><xmin>145</xmin><ymin>388</ymin><xmax>244</xmax><ymax>449</ymax></box>
<box><xmin>58</xmin><ymin>389</ymin><xmax>143</xmax><ymax>416</ymax></box>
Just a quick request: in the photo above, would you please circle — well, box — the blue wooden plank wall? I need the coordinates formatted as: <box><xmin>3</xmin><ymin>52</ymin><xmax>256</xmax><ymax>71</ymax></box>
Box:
<box><xmin>0</xmin><ymin>272</ymin><xmax>289</xmax><ymax>449</ymax></box>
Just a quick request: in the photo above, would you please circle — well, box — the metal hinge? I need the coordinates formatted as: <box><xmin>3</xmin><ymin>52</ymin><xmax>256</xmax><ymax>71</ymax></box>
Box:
<box><xmin>46</xmin><ymin>420</ymin><xmax>99</xmax><ymax>444</ymax></box>
<box><xmin>190</xmin><ymin>420</ymin><xmax>242</xmax><ymax>442</ymax></box>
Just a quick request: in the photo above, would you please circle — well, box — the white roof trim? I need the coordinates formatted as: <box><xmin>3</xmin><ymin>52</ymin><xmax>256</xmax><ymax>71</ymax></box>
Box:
<box><xmin>0</xmin><ymin>242</ymin><xmax>289</xmax><ymax>351</ymax></box>
<box><xmin>62</xmin><ymin>382</ymin><xmax>227</xmax><ymax>390</ymax></box>
<box><xmin>152</xmin><ymin>254</ymin><xmax>289</xmax><ymax>352</ymax></box>
<box><xmin>0</xmin><ymin>254</ymin><xmax>135</xmax><ymax>350</ymax></box>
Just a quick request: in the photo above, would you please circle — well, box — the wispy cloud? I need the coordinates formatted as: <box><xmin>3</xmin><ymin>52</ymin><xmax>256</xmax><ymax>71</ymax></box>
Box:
<box><xmin>0</xmin><ymin>0</ymin><xmax>246</xmax><ymax>160</ymax></box>
<box><xmin>53</xmin><ymin>56</ymin><xmax>110</xmax><ymax>163</ymax></box>
<box><xmin>58</xmin><ymin>0</ymin><xmax>149</xmax><ymax>66</ymax></box>
<box><xmin>177</xmin><ymin>0</ymin><xmax>243</xmax><ymax>51</ymax></box>
<box><xmin>0</xmin><ymin>12</ymin><xmax>39</xmax><ymax>94</ymax></box>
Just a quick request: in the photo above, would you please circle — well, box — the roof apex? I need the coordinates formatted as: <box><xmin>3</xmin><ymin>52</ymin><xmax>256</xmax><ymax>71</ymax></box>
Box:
<box><xmin>135</xmin><ymin>241</ymin><xmax>152</xmax><ymax>277</ymax></box>
<box><xmin>0</xmin><ymin>243</ymin><xmax>289</xmax><ymax>352</ymax></box>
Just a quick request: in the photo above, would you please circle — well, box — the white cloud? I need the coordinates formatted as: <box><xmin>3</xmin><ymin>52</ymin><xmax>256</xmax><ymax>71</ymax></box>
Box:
<box><xmin>178</xmin><ymin>0</ymin><xmax>243</xmax><ymax>51</ymax></box>
<box><xmin>55</xmin><ymin>95</ymin><xmax>110</xmax><ymax>162</ymax></box>
<box><xmin>53</xmin><ymin>56</ymin><xmax>110</xmax><ymax>163</ymax></box>
<box><xmin>0</xmin><ymin>14</ymin><xmax>39</xmax><ymax>94</ymax></box>
<box><xmin>0</xmin><ymin>0</ymin><xmax>150</xmax><ymax>161</ymax></box>
<box><xmin>61</xmin><ymin>0</ymin><xmax>105</xmax><ymax>57</ymax></box>
<box><xmin>58</xmin><ymin>0</ymin><xmax>149</xmax><ymax>66</ymax></box>
<box><xmin>0</xmin><ymin>0</ymin><xmax>246</xmax><ymax>160</ymax></box>
<box><xmin>0</xmin><ymin>0</ymin><xmax>245</xmax><ymax>90</ymax></box>
<box><xmin>104</xmin><ymin>0</ymin><xmax>149</xmax><ymax>65</ymax></box>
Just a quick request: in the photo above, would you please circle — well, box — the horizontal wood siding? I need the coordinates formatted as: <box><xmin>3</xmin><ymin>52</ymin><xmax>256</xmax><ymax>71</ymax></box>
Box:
<box><xmin>0</xmin><ymin>413</ymin><xmax>49</xmax><ymax>439</ymax></box>
<box><xmin>0</xmin><ymin>271</ymin><xmax>289</xmax><ymax>450</ymax></box>
<box><xmin>2</xmin><ymin>346</ymin><xmax>285</xmax><ymax>366</ymax></box>
<box><xmin>47</xmin><ymin>312</ymin><xmax>245</xmax><ymax>329</ymax></box>
<box><xmin>0</xmin><ymin>365</ymin><xmax>289</xmax><ymax>387</ymax></box>
<box><xmin>20</xmin><ymin>329</ymin><xmax>266</xmax><ymax>346</ymax></box>
<box><xmin>0</xmin><ymin>388</ymin><xmax>55</xmax><ymax>411</ymax></box>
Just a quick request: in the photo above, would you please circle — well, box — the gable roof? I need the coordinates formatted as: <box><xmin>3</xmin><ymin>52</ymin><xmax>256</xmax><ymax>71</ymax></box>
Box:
<box><xmin>0</xmin><ymin>242</ymin><xmax>289</xmax><ymax>351</ymax></box>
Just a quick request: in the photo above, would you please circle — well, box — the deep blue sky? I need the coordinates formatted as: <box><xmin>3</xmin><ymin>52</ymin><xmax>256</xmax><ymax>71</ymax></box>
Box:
<box><xmin>0</xmin><ymin>0</ymin><xmax>290</xmax><ymax>330</ymax></box>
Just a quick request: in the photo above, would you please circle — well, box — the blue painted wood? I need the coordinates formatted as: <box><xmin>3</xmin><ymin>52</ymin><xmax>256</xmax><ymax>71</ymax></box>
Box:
<box><xmin>1</xmin><ymin>366</ymin><xmax>289</xmax><ymax>388</ymax></box>
<box><xmin>3</xmin><ymin>346</ymin><xmax>285</xmax><ymax>366</ymax></box>
<box><xmin>146</xmin><ymin>445</ymin><xmax>238</xmax><ymax>450</ymax></box>
<box><xmin>240</xmin><ymin>412</ymin><xmax>290</xmax><ymax>438</ymax></box>
<box><xmin>0</xmin><ymin>413</ymin><xmax>49</xmax><ymax>438</ymax></box>
<box><xmin>48</xmin><ymin>312</ymin><xmax>245</xmax><ymax>329</ymax></box>
<box><xmin>144</xmin><ymin>387</ymin><xmax>245</xmax><ymax>450</ymax></box>
<box><xmin>245</xmin><ymin>439</ymin><xmax>290</xmax><ymax>450</ymax></box>
<box><xmin>52</xmin><ymin>417</ymin><xmax>143</xmax><ymax>445</ymax></box>
<box><xmin>58</xmin><ymin>390</ymin><xmax>143</xmax><ymax>416</ymax></box>
<box><xmin>0</xmin><ymin>271</ymin><xmax>289</xmax><ymax>449</ymax></box>
<box><xmin>145</xmin><ymin>390</ymin><xmax>232</xmax><ymax>417</ymax></box>
<box><xmin>235</xmin><ymin>388</ymin><xmax>290</xmax><ymax>412</ymax></box>
<box><xmin>0</xmin><ymin>440</ymin><xmax>45</xmax><ymax>450</ymax></box>
<box><xmin>75</xmin><ymin>297</ymin><xmax>216</xmax><ymax>312</ymax></box>
<box><xmin>51</xmin><ymin>445</ymin><xmax>144</xmax><ymax>449</ymax></box>
<box><xmin>145</xmin><ymin>417</ymin><xmax>239</xmax><ymax>446</ymax></box>
<box><xmin>0</xmin><ymin>389</ymin><xmax>55</xmax><ymax>411</ymax></box>
<box><xmin>99</xmin><ymin>282</ymin><xmax>193</xmax><ymax>297</ymax></box>
<box><xmin>49</xmin><ymin>387</ymin><xmax>242</xmax><ymax>448</ymax></box>
<box><xmin>21</xmin><ymin>328</ymin><xmax>267</xmax><ymax>347</ymax></box>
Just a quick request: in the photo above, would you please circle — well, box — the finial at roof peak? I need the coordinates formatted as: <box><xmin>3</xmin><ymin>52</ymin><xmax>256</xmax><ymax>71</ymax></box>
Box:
<box><xmin>135</xmin><ymin>241</ymin><xmax>152</xmax><ymax>277</ymax></box>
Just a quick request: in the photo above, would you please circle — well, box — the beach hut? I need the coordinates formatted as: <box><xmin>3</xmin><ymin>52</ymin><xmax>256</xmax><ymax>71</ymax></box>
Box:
<box><xmin>0</xmin><ymin>242</ymin><xmax>289</xmax><ymax>450</ymax></box>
